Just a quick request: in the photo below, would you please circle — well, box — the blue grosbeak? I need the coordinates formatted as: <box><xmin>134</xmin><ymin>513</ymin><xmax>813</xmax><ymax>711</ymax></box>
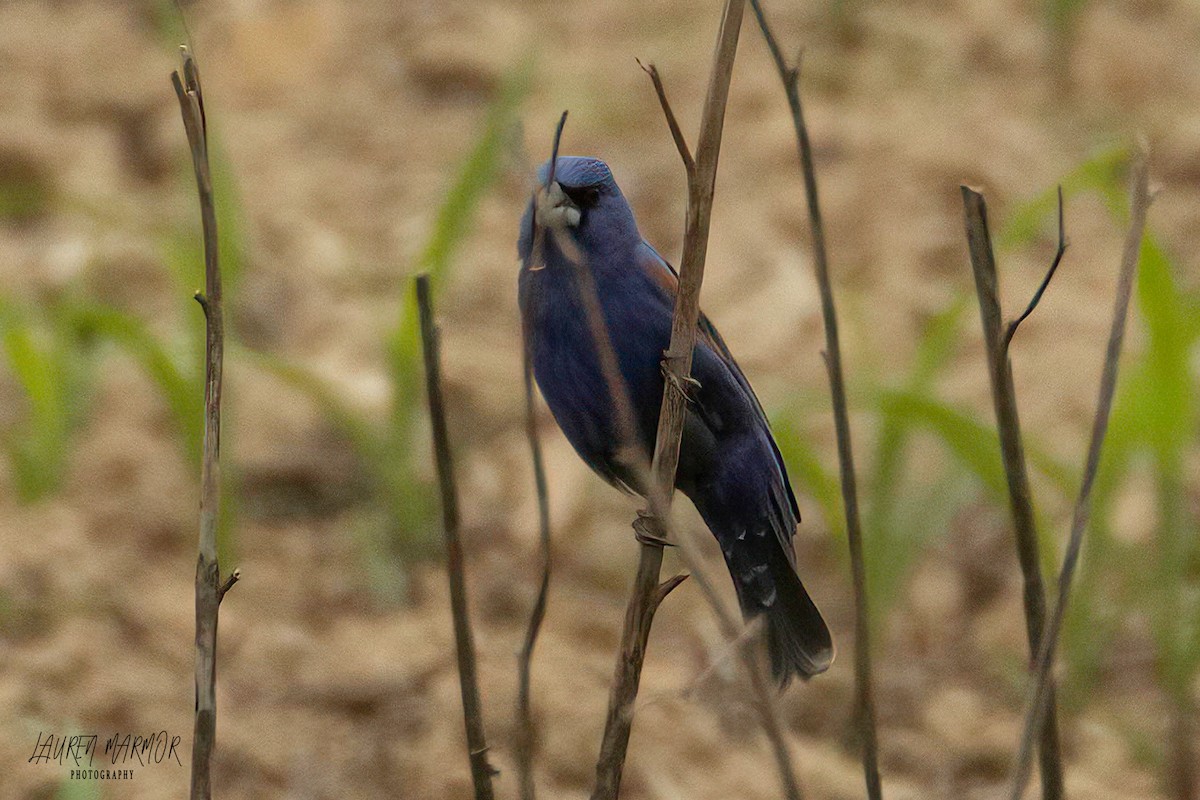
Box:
<box><xmin>518</xmin><ymin>156</ymin><xmax>832</xmax><ymax>683</ymax></box>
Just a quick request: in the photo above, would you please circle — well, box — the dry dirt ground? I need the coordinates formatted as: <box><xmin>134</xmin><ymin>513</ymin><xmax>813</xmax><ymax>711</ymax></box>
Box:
<box><xmin>1</xmin><ymin>0</ymin><xmax>1198</xmax><ymax>798</ymax></box>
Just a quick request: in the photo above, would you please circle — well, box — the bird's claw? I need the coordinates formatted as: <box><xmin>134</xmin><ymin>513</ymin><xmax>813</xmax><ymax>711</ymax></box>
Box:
<box><xmin>633</xmin><ymin>510</ymin><xmax>672</xmax><ymax>548</ymax></box>
<box><xmin>660</xmin><ymin>356</ymin><xmax>701</xmax><ymax>404</ymax></box>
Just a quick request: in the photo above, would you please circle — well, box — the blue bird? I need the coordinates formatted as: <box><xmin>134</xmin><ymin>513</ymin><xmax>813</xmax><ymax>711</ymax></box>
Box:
<box><xmin>518</xmin><ymin>156</ymin><xmax>833</xmax><ymax>683</ymax></box>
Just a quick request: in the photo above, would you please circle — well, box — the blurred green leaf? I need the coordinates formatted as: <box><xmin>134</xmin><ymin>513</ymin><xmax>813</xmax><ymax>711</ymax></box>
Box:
<box><xmin>228</xmin><ymin>61</ymin><xmax>531</xmax><ymax>588</ymax></box>
<box><xmin>770</xmin><ymin>411</ymin><xmax>844</xmax><ymax>541</ymax></box>
<box><xmin>58</xmin><ymin>299</ymin><xmax>240</xmax><ymax>564</ymax></box>
<box><xmin>1005</xmin><ymin>148</ymin><xmax>1200</xmax><ymax>720</ymax></box>
<box><xmin>863</xmin><ymin>296</ymin><xmax>967</xmax><ymax>630</ymax></box>
<box><xmin>56</xmin><ymin>773</ymin><xmax>101</xmax><ymax>800</ymax></box>
<box><xmin>0</xmin><ymin>301</ymin><xmax>92</xmax><ymax>501</ymax></box>
<box><xmin>997</xmin><ymin>143</ymin><xmax>1127</xmax><ymax>250</ymax></box>
<box><xmin>910</xmin><ymin>296</ymin><xmax>971</xmax><ymax>385</ymax></box>
<box><xmin>1130</xmin><ymin>235</ymin><xmax>1200</xmax><ymax>698</ymax></box>
<box><xmin>387</xmin><ymin>59</ymin><xmax>533</xmax><ymax>417</ymax></box>
<box><xmin>209</xmin><ymin>136</ymin><xmax>246</xmax><ymax>296</ymax></box>
<box><xmin>67</xmin><ymin>303</ymin><xmax>203</xmax><ymax>465</ymax></box>
<box><xmin>382</xmin><ymin>61</ymin><xmax>531</xmax><ymax>556</ymax></box>
<box><xmin>873</xmin><ymin>389</ymin><xmax>1007</xmax><ymax>498</ymax></box>
<box><xmin>238</xmin><ymin>345</ymin><xmax>382</xmax><ymax>467</ymax></box>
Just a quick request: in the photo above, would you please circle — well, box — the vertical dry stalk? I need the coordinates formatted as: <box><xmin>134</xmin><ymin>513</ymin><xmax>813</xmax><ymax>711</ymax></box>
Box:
<box><xmin>748</xmin><ymin>3</ymin><xmax>882</xmax><ymax>797</ymax></box>
<box><xmin>416</xmin><ymin>274</ymin><xmax>495</xmax><ymax>800</ymax></box>
<box><xmin>515</xmin><ymin>336</ymin><xmax>553</xmax><ymax>800</ymax></box>
<box><xmin>1008</xmin><ymin>148</ymin><xmax>1151</xmax><ymax>800</ymax></box>
<box><xmin>549</xmin><ymin>106</ymin><xmax>799</xmax><ymax>797</ymax></box>
<box><xmin>172</xmin><ymin>47</ymin><xmax>239</xmax><ymax>800</ymax></box>
<box><xmin>961</xmin><ymin>184</ymin><xmax>1065</xmax><ymax>800</ymax></box>
<box><xmin>1168</xmin><ymin>698</ymin><xmax>1197</xmax><ymax>800</ymax></box>
<box><xmin>531</xmin><ymin>13</ymin><xmax>799</xmax><ymax>797</ymax></box>
<box><xmin>591</xmin><ymin>2</ymin><xmax>746</xmax><ymax>797</ymax></box>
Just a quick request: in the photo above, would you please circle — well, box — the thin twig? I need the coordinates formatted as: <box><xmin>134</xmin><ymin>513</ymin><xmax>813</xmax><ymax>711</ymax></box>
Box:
<box><xmin>653</xmin><ymin>573</ymin><xmax>690</xmax><ymax>609</ymax></box>
<box><xmin>217</xmin><ymin>568</ymin><xmax>241</xmax><ymax>600</ymax></box>
<box><xmin>1168</xmin><ymin>696</ymin><xmax>1197</xmax><ymax>800</ymax></box>
<box><xmin>512</xmin><ymin>124</ymin><xmax>575</xmax><ymax>800</ymax></box>
<box><xmin>748</xmin><ymin>3</ymin><xmax>882</xmax><ymax>797</ymax></box>
<box><xmin>172</xmin><ymin>46</ymin><xmax>235</xmax><ymax>800</ymax></box>
<box><xmin>556</xmin><ymin>158</ymin><xmax>685</xmax><ymax>799</ymax></box>
<box><xmin>515</xmin><ymin>335</ymin><xmax>553</xmax><ymax>800</ymax></box>
<box><xmin>591</xmin><ymin>3</ymin><xmax>746</xmax><ymax>798</ymax></box>
<box><xmin>528</xmin><ymin>111</ymin><xmax>570</xmax><ymax>275</ymax></box>
<box><xmin>1002</xmin><ymin>187</ymin><xmax>1068</xmax><ymax>354</ymax></box>
<box><xmin>1008</xmin><ymin>147</ymin><xmax>1151</xmax><ymax>800</ymax></box>
<box><xmin>416</xmin><ymin>274</ymin><xmax>495</xmax><ymax>800</ymax></box>
<box><xmin>546</xmin><ymin>111</ymin><xmax>569</xmax><ymax>190</ymax></box>
<box><xmin>637</xmin><ymin>60</ymin><xmax>695</xmax><ymax>177</ymax></box>
<box><xmin>681</xmin><ymin>616</ymin><xmax>764</xmax><ymax>699</ymax></box>
<box><xmin>961</xmin><ymin>183</ymin><xmax>1065</xmax><ymax>800</ymax></box>
<box><xmin>671</xmin><ymin>523</ymin><xmax>805</xmax><ymax>800</ymax></box>
<box><xmin>565</xmin><ymin>240</ymin><xmax>648</xmax><ymax>476</ymax></box>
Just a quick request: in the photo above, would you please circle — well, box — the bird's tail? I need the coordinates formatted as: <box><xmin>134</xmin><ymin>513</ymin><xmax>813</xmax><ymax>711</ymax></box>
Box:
<box><xmin>757</xmin><ymin>544</ymin><xmax>834</xmax><ymax>684</ymax></box>
<box><xmin>689</xmin><ymin>474</ymin><xmax>833</xmax><ymax>684</ymax></box>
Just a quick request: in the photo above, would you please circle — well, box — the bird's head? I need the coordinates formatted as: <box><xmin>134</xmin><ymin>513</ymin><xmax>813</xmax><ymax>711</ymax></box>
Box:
<box><xmin>520</xmin><ymin>156</ymin><xmax>639</xmax><ymax>268</ymax></box>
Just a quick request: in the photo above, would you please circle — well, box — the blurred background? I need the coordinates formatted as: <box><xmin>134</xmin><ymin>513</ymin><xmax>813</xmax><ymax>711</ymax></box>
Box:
<box><xmin>0</xmin><ymin>0</ymin><xmax>1197</xmax><ymax>798</ymax></box>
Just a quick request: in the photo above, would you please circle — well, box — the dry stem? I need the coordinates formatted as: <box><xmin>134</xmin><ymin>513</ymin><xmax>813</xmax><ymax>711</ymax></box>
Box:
<box><xmin>172</xmin><ymin>47</ymin><xmax>236</xmax><ymax>800</ymax></box>
<box><xmin>1007</xmin><ymin>147</ymin><xmax>1151</xmax><ymax>800</ymax></box>
<box><xmin>515</xmin><ymin>335</ymin><xmax>553</xmax><ymax>800</ymax></box>
<box><xmin>416</xmin><ymin>274</ymin><xmax>495</xmax><ymax>800</ymax></box>
<box><xmin>590</xmin><ymin>2</ymin><xmax>746</xmax><ymax>797</ymax></box>
<box><xmin>961</xmin><ymin>183</ymin><xmax>1065</xmax><ymax>800</ymax></box>
<box><xmin>748</xmin><ymin>3</ymin><xmax>882</xmax><ymax>797</ymax></box>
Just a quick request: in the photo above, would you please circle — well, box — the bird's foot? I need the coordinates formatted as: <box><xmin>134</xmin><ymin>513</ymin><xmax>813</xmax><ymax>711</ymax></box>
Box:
<box><xmin>633</xmin><ymin>510</ymin><xmax>673</xmax><ymax>548</ymax></box>
<box><xmin>660</xmin><ymin>356</ymin><xmax>701</xmax><ymax>404</ymax></box>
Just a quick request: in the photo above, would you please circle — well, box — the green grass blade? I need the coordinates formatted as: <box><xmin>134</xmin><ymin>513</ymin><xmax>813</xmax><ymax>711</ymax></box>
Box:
<box><xmin>0</xmin><ymin>304</ymin><xmax>76</xmax><ymax>500</ymax></box>
<box><xmin>236</xmin><ymin>345</ymin><xmax>384</xmax><ymax>469</ymax></box>
<box><xmin>387</xmin><ymin>59</ymin><xmax>533</xmax><ymax>422</ymax></box>
<box><xmin>67</xmin><ymin>303</ymin><xmax>203</xmax><ymax>465</ymax></box>
<box><xmin>873</xmin><ymin>388</ymin><xmax>1008</xmax><ymax>498</ymax></box>
<box><xmin>862</xmin><ymin>297</ymin><xmax>969</xmax><ymax>629</ymax></box>
<box><xmin>997</xmin><ymin>143</ymin><xmax>1128</xmax><ymax>249</ymax></box>
<box><xmin>56</xmin><ymin>773</ymin><xmax>102</xmax><ymax>800</ymax></box>
<box><xmin>770</xmin><ymin>410</ymin><xmax>844</xmax><ymax>540</ymax></box>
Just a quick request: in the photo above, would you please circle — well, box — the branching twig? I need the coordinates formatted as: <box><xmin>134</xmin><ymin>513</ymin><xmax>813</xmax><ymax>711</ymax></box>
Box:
<box><xmin>961</xmin><ymin>183</ymin><xmax>1065</xmax><ymax>800</ymax></box>
<box><xmin>416</xmin><ymin>274</ymin><xmax>495</xmax><ymax>800</ymax></box>
<box><xmin>218</xmin><ymin>568</ymin><xmax>241</xmax><ymax>600</ymax></box>
<box><xmin>748</xmin><ymin>4</ymin><xmax>882</xmax><ymax>797</ymax></box>
<box><xmin>637</xmin><ymin>60</ymin><xmax>695</xmax><ymax>177</ymax></box>
<box><xmin>1002</xmin><ymin>187</ymin><xmax>1068</xmax><ymax>355</ymax></box>
<box><xmin>172</xmin><ymin>46</ymin><xmax>236</xmax><ymax>800</ymax></box>
<box><xmin>515</xmin><ymin>336</ymin><xmax>553</xmax><ymax>800</ymax></box>
<box><xmin>1168</xmin><ymin>697</ymin><xmax>1197</xmax><ymax>800</ymax></box>
<box><xmin>1008</xmin><ymin>147</ymin><xmax>1151</xmax><ymax>800</ymax></box>
<box><xmin>590</xmin><ymin>3</ymin><xmax>746</xmax><ymax>798</ymax></box>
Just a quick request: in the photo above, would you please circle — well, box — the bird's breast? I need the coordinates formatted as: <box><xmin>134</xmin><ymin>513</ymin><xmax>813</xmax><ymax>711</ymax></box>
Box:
<box><xmin>520</xmin><ymin>262</ymin><xmax>673</xmax><ymax>459</ymax></box>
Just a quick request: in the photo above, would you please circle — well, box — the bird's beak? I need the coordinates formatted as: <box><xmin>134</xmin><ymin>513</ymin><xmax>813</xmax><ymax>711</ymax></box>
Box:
<box><xmin>535</xmin><ymin>181</ymin><xmax>581</xmax><ymax>230</ymax></box>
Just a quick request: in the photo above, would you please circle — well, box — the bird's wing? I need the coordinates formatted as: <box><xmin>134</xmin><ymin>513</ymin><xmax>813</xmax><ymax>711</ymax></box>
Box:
<box><xmin>636</xmin><ymin>242</ymin><xmax>802</xmax><ymax>543</ymax></box>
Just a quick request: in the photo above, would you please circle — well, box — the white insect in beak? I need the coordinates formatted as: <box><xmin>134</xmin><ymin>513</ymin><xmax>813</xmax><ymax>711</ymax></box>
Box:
<box><xmin>535</xmin><ymin>181</ymin><xmax>581</xmax><ymax>230</ymax></box>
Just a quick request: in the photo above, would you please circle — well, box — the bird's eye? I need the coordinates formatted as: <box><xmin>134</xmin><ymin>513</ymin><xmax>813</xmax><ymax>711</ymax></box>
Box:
<box><xmin>561</xmin><ymin>185</ymin><xmax>601</xmax><ymax>208</ymax></box>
